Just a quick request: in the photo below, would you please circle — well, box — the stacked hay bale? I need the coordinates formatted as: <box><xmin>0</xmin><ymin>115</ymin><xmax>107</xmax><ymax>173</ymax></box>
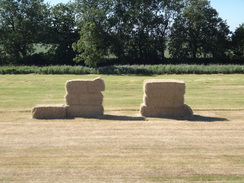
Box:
<box><xmin>140</xmin><ymin>79</ymin><xmax>193</xmax><ymax>118</ymax></box>
<box><xmin>31</xmin><ymin>77</ymin><xmax>105</xmax><ymax>119</ymax></box>
<box><xmin>65</xmin><ymin>77</ymin><xmax>105</xmax><ymax>117</ymax></box>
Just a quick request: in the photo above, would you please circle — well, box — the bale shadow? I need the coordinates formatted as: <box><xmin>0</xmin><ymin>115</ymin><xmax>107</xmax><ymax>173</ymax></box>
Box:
<box><xmin>188</xmin><ymin>115</ymin><xmax>228</xmax><ymax>122</ymax></box>
<box><xmin>35</xmin><ymin>115</ymin><xmax>145</xmax><ymax>121</ymax></box>
<box><xmin>98</xmin><ymin>114</ymin><xmax>146</xmax><ymax>121</ymax></box>
<box><xmin>34</xmin><ymin>114</ymin><xmax>227</xmax><ymax>122</ymax></box>
<box><xmin>144</xmin><ymin>115</ymin><xmax>228</xmax><ymax>122</ymax></box>
<box><xmin>97</xmin><ymin>114</ymin><xmax>228</xmax><ymax>122</ymax></box>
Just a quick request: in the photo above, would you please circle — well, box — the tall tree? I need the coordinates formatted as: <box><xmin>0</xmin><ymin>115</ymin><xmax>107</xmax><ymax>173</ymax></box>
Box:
<box><xmin>0</xmin><ymin>0</ymin><xmax>49</xmax><ymax>64</ymax></box>
<box><xmin>109</xmin><ymin>0</ymin><xmax>182</xmax><ymax>62</ymax></box>
<box><xmin>110</xmin><ymin>0</ymin><xmax>158</xmax><ymax>62</ymax></box>
<box><xmin>73</xmin><ymin>0</ymin><xmax>181</xmax><ymax>66</ymax></box>
<box><xmin>47</xmin><ymin>2</ymin><xmax>79</xmax><ymax>65</ymax></box>
<box><xmin>169</xmin><ymin>0</ymin><xmax>230</xmax><ymax>59</ymax></box>
<box><xmin>231</xmin><ymin>23</ymin><xmax>244</xmax><ymax>60</ymax></box>
<box><xmin>73</xmin><ymin>0</ymin><xmax>112</xmax><ymax>67</ymax></box>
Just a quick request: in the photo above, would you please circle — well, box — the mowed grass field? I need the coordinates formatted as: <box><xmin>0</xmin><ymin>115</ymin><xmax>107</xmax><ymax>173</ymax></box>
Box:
<box><xmin>0</xmin><ymin>74</ymin><xmax>244</xmax><ymax>182</ymax></box>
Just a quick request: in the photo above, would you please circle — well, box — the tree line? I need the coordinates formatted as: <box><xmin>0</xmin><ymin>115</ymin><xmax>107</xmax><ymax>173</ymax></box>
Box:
<box><xmin>0</xmin><ymin>0</ymin><xmax>243</xmax><ymax>67</ymax></box>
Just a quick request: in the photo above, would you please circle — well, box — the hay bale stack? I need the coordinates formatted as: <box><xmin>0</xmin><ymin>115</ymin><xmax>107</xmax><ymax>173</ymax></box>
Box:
<box><xmin>32</xmin><ymin>105</ymin><xmax>66</xmax><ymax>119</ymax></box>
<box><xmin>65</xmin><ymin>77</ymin><xmax>105</xmax><ymax>117</ymax></box>
<box><xmin>140</xmin><ymin>79</ymin><xmax>193</xmax><ymax>118</ymax></box>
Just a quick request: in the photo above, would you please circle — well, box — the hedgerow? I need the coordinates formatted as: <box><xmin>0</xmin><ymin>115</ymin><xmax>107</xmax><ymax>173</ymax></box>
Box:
<box><xmin>0</xmin><ymin>64</ymin><xmax>243</xmax><ymax>75</ymax></box>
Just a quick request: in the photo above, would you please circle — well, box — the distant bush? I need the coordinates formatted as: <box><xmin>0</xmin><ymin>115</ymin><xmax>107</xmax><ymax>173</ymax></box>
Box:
<box><xmin>0</xmin><ymin>64</ymin><xmax>243</xmax><ymax>75</ymax></box>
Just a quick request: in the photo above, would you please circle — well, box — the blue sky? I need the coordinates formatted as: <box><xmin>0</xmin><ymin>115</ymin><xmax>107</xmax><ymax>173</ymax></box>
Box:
<box><xmin>45</xmin><ymin>0</ymin><xmax>244</xmax><ymax>32</ymax></box>
<box><xmin>210</xmin><ymin>0</ymin><xmax>244</xmax><ymax>32</ymax></box>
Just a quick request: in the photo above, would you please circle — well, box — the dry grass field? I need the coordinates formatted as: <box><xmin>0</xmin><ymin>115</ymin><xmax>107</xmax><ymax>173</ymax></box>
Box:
<box><xmin>0</xmin><ymin>74</ymin><xmax>244</xmax><ymax>182</ymax></box>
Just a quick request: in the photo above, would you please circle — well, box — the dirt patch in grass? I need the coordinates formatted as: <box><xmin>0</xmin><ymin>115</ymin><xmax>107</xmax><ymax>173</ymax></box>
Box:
<box><xmin>1</xmin><ymin>110</ymin><xmax>244</xmax><ymax>182</ymax></box>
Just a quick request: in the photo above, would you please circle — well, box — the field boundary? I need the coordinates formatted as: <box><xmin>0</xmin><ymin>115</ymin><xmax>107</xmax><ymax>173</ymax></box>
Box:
<box><xmin>0</xmin><ymin>64</ymin><xmax>243</xmax><ymax>75</ymax></box>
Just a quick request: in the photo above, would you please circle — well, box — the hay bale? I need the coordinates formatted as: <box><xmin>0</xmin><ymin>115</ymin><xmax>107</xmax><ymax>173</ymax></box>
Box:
<box><xmin>65</xmin><ymin>105</ymin><xmax>104</xmax><ymax>117</ymax></box>
<box><xmin>32</xmin><ymin>104</ymin><xmax>66</xmax><ymax>119</ymax></box>
<box><xmin>140</xmin><ymin>79</ymin><xmax>193</xmax><ymax>118</ymax></box>
<box><xmin>65</xmin><ymin>93</ymin><xmax>103</xmax><ymax>106</ymax></box>
<box><xmin>65</xmin><ymin>79</ymin><xmax>88</xmax><ymax>94</ymax></box>
<box><xmin>65</xmin><ymin>94</ymin><xmax>80</xmax><ymax>105</ymax></box>
<box><xmin>89</xmin><ymin>77</ymin><xmax>105</xmax><ymax>92</ymax></box>
<box><xmin>65</xmin><ymin>77</ymin><xmax>105</xmax><ymax>118</ymax></box>
<box><xmin>79</xmin><ymin>93</ymin><xmax>103</xmax><ymax>106</ymax></box>
<box><xmin>143</xmin><ymin>95</ymin><xmax>184</xmax><ymax>108</ymax></box>
<box><xmin>140</xmin><ymin>104</ymin><xmax>193</xmax><ymax>118</ymax></box>
<box><xmin>66</xmin><ymin>77</ymin><xmax>105</xmax><ymax>94</ymax></box>
<box><xmin>144</xmin><ymin>79</ymin><xmax>185</xmax><ymax>96</ymax></box>
<box><xmin>182</xmin><ymin>104</ymin><xmax>194</xmax><ymax>117</ymax></box>
<box><xmin>32</xmin><ymin>77</ymin><xmax>105</xmax><ymax>119</ymax></box>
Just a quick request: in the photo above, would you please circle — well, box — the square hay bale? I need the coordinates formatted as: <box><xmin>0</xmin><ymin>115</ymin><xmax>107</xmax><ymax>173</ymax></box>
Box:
<box><xmin>182</xmin><ymin>104</ymin><xmax>194</xmax><ymax>117</ymax></box>
<box><xmin>65</xmin><ymin>94</ymin><xmax>80</xmax><ymax>105</ymax></box>
<box><xmin>79</xmin><ymin>93</ymin><xmax>103</xmax><ymax>106</ymax></box>
<box><xmin>32</xmin><ymin>104</ymin><xmax>66</xmax><ymax>119</ymax></box>
<box><xmin>66</xmin><ymin>79</ymin><xmax>88</xmax><ymax>94</ymax></box>
<box><xmin>66</xmin><ymin>77</ymin><xmax>105</xmax><ymax>95</ymax></box>
<box><xmin>89</xmin><ymin>77</ymin><xmax>105</xmax><ymax>92</ymax></box>
<box><xmin>143</xmin><ymin>95</ymin><xmax>184</xmax><ymax>108</ymax></box>
<box><xmin>140</xmin><ymin>104</ymin><xmax>193</xmax><ymax>118</ymax></box>
<box><xmin>65</xmin><ymin>105</ymin><xmax>104</xmax><ymax>118</ymax></box>
<box><xmin>65</xmin><ymin>93</ymin><xmax>103</xmax><ymax>106</ymax></box>
<box><xmin>144</xmin><ymin>79</ymin><xmax>185</xmax><ymax>96</ymax></box>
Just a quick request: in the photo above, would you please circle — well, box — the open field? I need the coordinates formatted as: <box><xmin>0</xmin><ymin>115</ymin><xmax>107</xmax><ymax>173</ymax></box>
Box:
<box><xmin>0</xmin><ymin>74</ymin><xmax>244</xmax><ymax>182</ymax></box>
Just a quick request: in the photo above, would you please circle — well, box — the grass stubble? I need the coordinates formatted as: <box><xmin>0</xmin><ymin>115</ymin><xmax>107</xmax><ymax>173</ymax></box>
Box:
<box><xmin>0</xmin><ymin>74</ymin><xmax>243</xmax><ymax>182</ymax></box>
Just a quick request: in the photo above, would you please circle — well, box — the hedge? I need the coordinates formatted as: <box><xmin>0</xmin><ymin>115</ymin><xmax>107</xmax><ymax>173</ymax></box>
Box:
<box><xmin>0</xmin><ymin>64</ymin><xmax>243</xmax><ymax>75</ymax></box>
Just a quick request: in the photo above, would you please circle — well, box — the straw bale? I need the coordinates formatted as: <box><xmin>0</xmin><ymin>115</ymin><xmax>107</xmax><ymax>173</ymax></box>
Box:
<box><xmin>79</xmin><ymin>92</ymin><xmax>103</xmax><ymax>105</ymax></box>
<box><xmin>65</xmin><ymin>77</ymin><xmax>105</xmax><ymax>95</ymax></box>
<box><xmin>65</xmin><ymin>105</ymin><xmax>104</xmax><ymax>117</ymax></box>
<box><xmin>182</xmin><ymin>104</ymin><xmax>194</xmax><ymax>117</ymax></box>
<box><xmin>65</xmin><ymin>93</ymin><xmax>103</xmax><ymax>106</ymax></box>
<box><xmin>65</xmin><ymin>79</ymin><xmax>89</xmax><ymax>94</ymax></box>
<box><xmin>140</xmin><ymin>104</ymin><xmax>193</xmax><ymax>118</ymax></box>
<box><xmin>143</xmin><ymin>95</ymin><xmax>184</xmax><ymax>108</ymax></box>
<box><xmin>32</xmin><ymin>104</ymin><xmax>66</xmax><ymax>119</ymax></box>
<box><xmin>144</xmin><ymin>79</ymin><xmax>185</xmax><ymax>96</ymax></box>
<box><xmin>89</xmin><ymin>77</ymin><xmax>105</xmax><ymax>92</ymax></box>
<box><xmin>65</xmin><ymin>94</ymin><xmax>80</xmax><ymax>105</ymax></box>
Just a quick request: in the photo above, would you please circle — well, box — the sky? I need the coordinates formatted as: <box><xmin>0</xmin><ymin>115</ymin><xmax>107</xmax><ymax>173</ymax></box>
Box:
<box><xmin>45</xmin><ymin>0</ymin><xmax>244</xmax><ymax>32</ymax></box>
<box><xmin>210</xmin><ymin>0</ymin><xmax>244</xmax><ymax>32</ymax></box>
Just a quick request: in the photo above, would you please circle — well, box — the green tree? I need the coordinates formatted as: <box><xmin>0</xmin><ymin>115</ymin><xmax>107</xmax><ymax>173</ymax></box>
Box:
<box><xmin>0</xmin><ymin>0</ymin><xmax>49</xmax><ymax>64</ymax></box>
<box><xmin>110</xmin><ymin>0</ymin><xmax>159</xmax><ymax>62</ymax></box>
<box><xmin>47</xmin><ymin>2</ymin><xmax>79</xmax><ymax>65</ymax></box>
<box><xmin>169</xmin><ymin>0</ymin><xmax>230</xmax><ymax>59</ymax></box>
<box><xmin>73</xmin><ymin>0</ymin><xmax>112</xmax><ymax>67</ymax></box>
<box><xmin>73</xmin><ymin>0</ymin><xmax>181</xmax><ymax>66</ymax></box>
<box><xmin>73</xmin><ymin>22</ymin><xmax>110</xmax><ymax>67</ymax></box>
<box><xmin>109</xmin><ymin>0</ymin><xmax>181</xmax><ymax>63</ymax></box>
<box><xmin>231</xmin><ymin>23</ymin><xmax>244</xmax><ymax>59</ymax></box>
